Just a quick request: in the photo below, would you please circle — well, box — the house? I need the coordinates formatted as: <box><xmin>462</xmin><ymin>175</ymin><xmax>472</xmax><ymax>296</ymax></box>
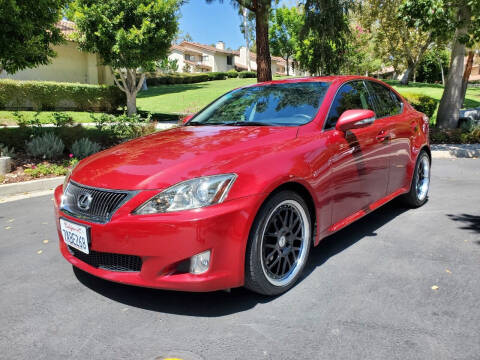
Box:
<box><xmin>168</xmin><ymin>41</ymin><xmax>236</xmax><ymax>73</ymax></box>
<box><xmin>233</xmin><ymin>46</ymin><xmax>306</xmax><ymax>76</ymax></box>
<box><xmin>0</xmin><ymin>20</ymin><xmax>114</xmax><ymax>85</ymax></box>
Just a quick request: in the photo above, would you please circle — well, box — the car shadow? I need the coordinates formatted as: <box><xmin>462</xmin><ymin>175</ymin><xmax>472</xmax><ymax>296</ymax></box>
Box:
<box><xmin>73</xmin><ymin>200</ymin><xmax>409</xmax><ymax>317</ymax></box>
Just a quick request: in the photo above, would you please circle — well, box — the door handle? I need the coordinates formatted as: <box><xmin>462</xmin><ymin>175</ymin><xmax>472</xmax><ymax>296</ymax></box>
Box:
<box><xmin>376</xmin><ymin>130</ymin><xmax>390</xmax><ymax>142</ymax></box>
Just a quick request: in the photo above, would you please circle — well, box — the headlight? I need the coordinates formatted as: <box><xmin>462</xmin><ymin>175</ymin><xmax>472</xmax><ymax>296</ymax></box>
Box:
<box><xmin>133</xmin><ymin>174</ymin><xmax>237</xmax><ymax>214</ymax></box>
<box><xmin>63</xmin><ymin>161</ymin><xmax>79</xmax><ymax>191</ymax></box>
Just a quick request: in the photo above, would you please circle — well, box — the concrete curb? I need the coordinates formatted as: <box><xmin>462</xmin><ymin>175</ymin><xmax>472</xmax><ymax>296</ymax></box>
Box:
<box><xmin>0</xmin><ymin>176</ymin><xmax>64</xmax><ymax>197</ymax></box>
<box><xmin>431</xmin><ymin>144</ymin><xmax>480</xmax><ymax>159</ymax></box>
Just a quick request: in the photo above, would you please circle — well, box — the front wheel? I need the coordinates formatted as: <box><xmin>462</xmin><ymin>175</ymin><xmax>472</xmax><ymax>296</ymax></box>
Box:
<box><xmin>245</xmin><ymin>191</ymin><xmax>312</xmax><ymax>296</ymax></box>
<box><xmin>402</xmin><ymin>150</ymin><xmax>431</xmax><ymax>207</ymax></box>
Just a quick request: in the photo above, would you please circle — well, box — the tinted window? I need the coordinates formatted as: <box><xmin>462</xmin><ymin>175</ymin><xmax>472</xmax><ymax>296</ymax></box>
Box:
<box><xmin>189</xmin><ymin>82</ymin><xmax>330</xmax><ymax>126</ymax></box>
<box><xmin>324</xmin><ymin>81</ymin><xmax>374</xmax><ymax>129</ymax></box>
<box><xmin>366</xmin><ymin>81</ymin><xmax>403</xmax><ymax>117</ymax></box>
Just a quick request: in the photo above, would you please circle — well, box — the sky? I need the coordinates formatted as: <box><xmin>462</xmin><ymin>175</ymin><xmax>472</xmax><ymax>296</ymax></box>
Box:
<box><xmin>178</xmin><ymin>0</ymin><xmax>296</xmax><ymax>50</ymax></box>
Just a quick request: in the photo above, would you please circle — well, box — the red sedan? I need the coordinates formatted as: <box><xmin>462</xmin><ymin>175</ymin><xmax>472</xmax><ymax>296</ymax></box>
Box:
<box><xmin>54</xmin><ymin>76</ymin><xmax>431</xmax><ymax>295</ymax></box>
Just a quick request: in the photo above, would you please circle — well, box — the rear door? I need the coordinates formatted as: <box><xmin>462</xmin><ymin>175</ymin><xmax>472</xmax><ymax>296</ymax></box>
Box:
<box><xmin>324</xmin><ymin>81</ymin><xmax>389</xmax><ymax>228</ymax></box>
<box><xmin>365</xmin><ymin>81</ymin><xmax>411</xmax><ymax>194</ymax></box>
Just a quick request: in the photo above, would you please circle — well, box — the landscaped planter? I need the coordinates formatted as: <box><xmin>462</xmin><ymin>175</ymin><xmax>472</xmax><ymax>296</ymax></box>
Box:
<box><xmin>0</xmin><ymin>156</ymin><xmax>12</xmax><ymax>175</ymax></box>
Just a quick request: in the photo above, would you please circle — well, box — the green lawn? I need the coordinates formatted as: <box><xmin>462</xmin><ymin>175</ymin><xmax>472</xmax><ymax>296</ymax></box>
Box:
<box><xmin>137</xmin><ymin>77</ymin><xmax>259</xmax><ymax>114</ymax></box>
<box><xmin>0</xmin><ymin>111</ymin><xmax>98</xmax><ymax>126</ymax></box>
<box><xmin>387</xmin><ymin>80</ymin><xmax>480</xmax><ymax>108</ymax></box>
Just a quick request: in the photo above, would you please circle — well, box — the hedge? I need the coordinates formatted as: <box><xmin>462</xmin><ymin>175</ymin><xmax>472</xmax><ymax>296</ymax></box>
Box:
<box><xmin>238</xmin><ymin>71</ymin><xmax>257</xmax><ymax>78</ymax></box>
<box><xmin>0</xmin><ymin>79</ymin><xmax>125</xmax><ymax>112</ymax></box>
<box><xmin>400</xmin><ymin>92</ymin><xmax>438</xmax><ymax>118</ymax></box>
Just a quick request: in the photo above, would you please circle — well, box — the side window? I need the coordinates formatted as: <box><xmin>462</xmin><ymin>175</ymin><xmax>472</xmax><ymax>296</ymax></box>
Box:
<box><xmin>325</xmin><ymin>81</ymin><xmax>374</xmax><ymax>130</ymax></box>
<box><xmin>366</xmin><ymin>81</ymin><xmax>403</xmax><ymax>118</ymax></box>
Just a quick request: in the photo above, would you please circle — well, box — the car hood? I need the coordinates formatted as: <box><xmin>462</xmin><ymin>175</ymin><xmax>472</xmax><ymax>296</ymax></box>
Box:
<box><xmin>71</xmin><ymin>125</ymin><xmax>297</xmax><ymax>190</ymax></box>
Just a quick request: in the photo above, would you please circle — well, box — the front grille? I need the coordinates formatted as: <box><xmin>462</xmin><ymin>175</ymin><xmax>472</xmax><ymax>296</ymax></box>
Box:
<box><xmin>61</xmin><ymin>181</ymin><xmax>136</xmax><ymax>223</ymax></box>
<box><xmin>68</xmin><ymin>246</ymin><xmax>142</xmax><ymax>272</ymax></box>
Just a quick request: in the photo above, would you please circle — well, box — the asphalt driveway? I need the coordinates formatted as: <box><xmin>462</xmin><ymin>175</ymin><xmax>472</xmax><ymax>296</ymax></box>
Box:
<box><xmin>1</xmin><ymin>159</ymin><xmax>479</xmax><ymax>360</ymax></box>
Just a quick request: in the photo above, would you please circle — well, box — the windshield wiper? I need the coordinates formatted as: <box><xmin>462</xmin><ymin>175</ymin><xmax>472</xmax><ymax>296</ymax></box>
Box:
<box><xmin>232</xmin><ymin>121</ymin><xmax>274</xmax><ymax>126</ymax></box>
<box><xmin>188</xmin><ymin>121</ymin><xmax>236</xmax><ymax>126</ymax></box>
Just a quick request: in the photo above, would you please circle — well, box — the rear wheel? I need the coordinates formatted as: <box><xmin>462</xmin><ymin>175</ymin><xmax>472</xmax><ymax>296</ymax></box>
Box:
<box><xmin>402</xmin><ymin>150</ymin><xmax>430</xmax><ymax>207</ymax></box>
<box><xmin>245</xmin><ymin>191</ymin><xmax>312</xmax><ymax>295</ymax></box>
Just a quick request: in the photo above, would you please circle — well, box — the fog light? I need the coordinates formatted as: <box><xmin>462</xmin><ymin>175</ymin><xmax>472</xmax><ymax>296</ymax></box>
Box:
<box><xmin>189</xmin><ymin>250</ymin><xmax>211</xmax><ymax>274</ymax></box>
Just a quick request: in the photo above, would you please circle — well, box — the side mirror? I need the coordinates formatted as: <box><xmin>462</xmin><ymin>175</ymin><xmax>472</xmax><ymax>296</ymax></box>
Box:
<box><xmin>181</xmin><ymin>114</ymin><xmax>194</xmax><ymax>125</ymax></box>
<box><xmin>335</xmin><ymin>109</ymin><xmax>376</xmax><ymax>132</ymax></box>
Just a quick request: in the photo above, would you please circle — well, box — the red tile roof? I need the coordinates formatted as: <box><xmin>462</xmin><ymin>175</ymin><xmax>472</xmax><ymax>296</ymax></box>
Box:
<box><xmin>56</xmin><ymin>20</ymin><xmax>76</xmax><ymax>36</ymax></box>
<box><xmin>179</xmin><ymin>41</ymin><xmax>234</xmax><ymax>55</ymax></box>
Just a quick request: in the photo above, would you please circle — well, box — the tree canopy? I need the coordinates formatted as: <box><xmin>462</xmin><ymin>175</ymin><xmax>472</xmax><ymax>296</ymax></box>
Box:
<box><xmin>0</xmin><ymin>0</ymin><xmax>68</xmax><ymax>74</ymax></box>
<box><xmin>297</xmin><ymin>0</ymin><xmax>352</xmax><ymax>75</ymax></box>
<box><xmin>269</xmin><ymin>6</ymin><xmax>303</xmax><ymax>76</ymax></box>
<box><xmin>69</xmin><ymin>0</ymin><xmax>181</xmax><ymax>115</ymax></box>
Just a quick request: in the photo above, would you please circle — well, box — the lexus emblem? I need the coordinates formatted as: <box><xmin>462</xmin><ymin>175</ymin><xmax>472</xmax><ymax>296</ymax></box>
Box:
<box><xmin>77</xmin><ymin>193</ymin><xmax>93</xmax><ymax>211</ymax></box>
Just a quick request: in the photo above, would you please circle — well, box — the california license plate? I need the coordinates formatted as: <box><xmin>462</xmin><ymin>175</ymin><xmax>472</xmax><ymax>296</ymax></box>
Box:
<box><xmin>60</xmin><ymin>218</ymin><xmax>90</xmax><ymax>254</ymax></box>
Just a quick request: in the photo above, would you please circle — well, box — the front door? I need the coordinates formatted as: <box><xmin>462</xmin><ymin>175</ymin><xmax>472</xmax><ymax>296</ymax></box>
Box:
<box><xmin>323</xmin><ymin>81</ymin><xmax>389</xmax><ymax>229</ymax></box>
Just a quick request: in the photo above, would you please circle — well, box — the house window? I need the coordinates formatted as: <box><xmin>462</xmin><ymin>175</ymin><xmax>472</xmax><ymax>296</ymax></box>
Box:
<box><xmin>184</xmin><ymin>54</ymin><xmax>194</xmax><ymax>61</ymax></box>
<box><xmin>227</xmin><ymin>55</ymin><xmax>233</xmax><ymax>65</ymax></box>
<box><xmin>202</xmin><ymin>55</ymin><xmax>209</xmax><ymax>62</ymax></box>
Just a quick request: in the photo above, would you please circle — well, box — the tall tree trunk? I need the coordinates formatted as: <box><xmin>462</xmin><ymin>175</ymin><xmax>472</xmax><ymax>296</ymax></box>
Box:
<box><xmin>437</xmin><ymin>4</ymin><xmax>471</xmax><ymax>129</ymax></box>
<box><xmin>242</xmin><ymin>7</ymin><xmax>251</xmax><ymax>71</ymax></box>
<box><xmin>439</xmin><ymin>59</ymin><xmax>445</xmax><ymax>85</ymax></box>
<box><xmin>461</xmin><ymin>50</ymin><xmax>474</xmax><ymax>103</ymax></box>
<box><xmin>285</xmin><ymin>56</ymin><xmax>289</xmax><ymax>76</ymax></box>
<box><xmin>400</xmin><ymin>63</ymin><xmax>414</xmax><ymax>85</ymax></box>
<box><xmin>255</xmin><ymin>4</ymin><xmax>272</xmax><ymax>82</ymax></box>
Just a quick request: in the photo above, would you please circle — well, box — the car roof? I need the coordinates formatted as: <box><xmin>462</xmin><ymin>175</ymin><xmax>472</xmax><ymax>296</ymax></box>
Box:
<box><xmin>241</xmin><ymin>75</ymin><xmax>386</xmax><ymax>89</ymax></box>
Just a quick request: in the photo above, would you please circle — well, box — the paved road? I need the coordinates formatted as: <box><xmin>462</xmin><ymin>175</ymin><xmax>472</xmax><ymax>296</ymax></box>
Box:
<box><xmin>1</xmin><ymin>159</ymin><xmax>479</xmax><ymax>360</ymax></box>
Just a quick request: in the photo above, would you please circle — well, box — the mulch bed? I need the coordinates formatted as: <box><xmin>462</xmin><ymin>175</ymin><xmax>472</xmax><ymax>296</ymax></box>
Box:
<box><xmin>1</xmin><ymin>154</ymin><xmax>67</xmax><ymax>184</ymax></box>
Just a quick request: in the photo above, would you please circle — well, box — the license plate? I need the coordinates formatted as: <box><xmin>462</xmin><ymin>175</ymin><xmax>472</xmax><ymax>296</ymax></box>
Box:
<box><xmin>60</xmin><ymin>218</ymin><xmax>90</xmax><ymax>254</ymax></box>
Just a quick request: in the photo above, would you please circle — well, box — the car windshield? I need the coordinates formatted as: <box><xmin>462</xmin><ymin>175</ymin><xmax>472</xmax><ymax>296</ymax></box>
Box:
<box><xmin>188</xmin><ymin>81</ymin><xmax>330</xmax><ymax>126</ymax></box>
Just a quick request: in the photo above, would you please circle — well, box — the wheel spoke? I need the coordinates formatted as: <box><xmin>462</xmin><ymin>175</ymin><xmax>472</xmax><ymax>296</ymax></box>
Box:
<box><xmin>281</xmin><ymin>256</ymin><xmax>288</xmax><ymax>274</ymax></box>
<box><xmin>267</xmin><ymin>256</ymin><xmax>280</xmax><ymax>270</ymax></box>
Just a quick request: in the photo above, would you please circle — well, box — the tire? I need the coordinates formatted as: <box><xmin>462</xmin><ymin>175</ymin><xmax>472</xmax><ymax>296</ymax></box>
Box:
<box><xmin>402</xmin><ymin>150</ymin><xmax>431</xmax><ymax>208</ymax></box>
<box><xmin>245</xmin><ymin>190</ymin><xmax>312</xmax><ymax>296</ymax></box>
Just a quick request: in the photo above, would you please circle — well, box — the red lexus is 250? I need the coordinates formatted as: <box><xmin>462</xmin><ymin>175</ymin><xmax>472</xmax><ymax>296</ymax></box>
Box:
<box><xmin>54</xmin><ymin>76</ymin><xmax>431</xmax><ymax>295</ymax></box>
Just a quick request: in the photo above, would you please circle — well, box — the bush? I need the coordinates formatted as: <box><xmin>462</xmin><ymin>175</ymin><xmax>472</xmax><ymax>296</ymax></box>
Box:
<box><xmin>430</xmin><ymin>125</ymin><xmax>480</xmax><ymax>144</ymax></box>
<box><xmin>226</xmin><ymin>70</ymin><xmax>239</xmax><ymax>78</ymax></box>
<box><xmin>26</xmin><ymin>133</ymin><xmax>65</xmax><ymax>159</ymax></box>
<box><xmin>0</xmin><ymin>79</ymin><xmax>124</xmax><ymax>111</ymax></box>
<box><xmin>207</xmin><ymin>72</ymin><xmax>228</xmax><ymax>81</ymax></box>
<box><xmin>24</xmin><ymin>162</ymin><xmax>71</xmax><ymax>178</ymax></box>
<box><xmin>400</xmin><ymin>92</ymin><xmax>438</xmax><ymax>118</ymax></box>
<box><xmin>51</xmin><ymin>112</ymin><xmax>74</xmax><ymax>127</ymax></box>
<box><xmin>0</xmin><ymin>143</ymin><xmax>15</xmax><ymax>157</ymax></box>
<box><xmin>146</xmin><ymin>73</ymin><xmax>210</xmax><ymax>86</ymax></box>
<box><xmin>71</xmin><ymin>138</ymin><xmax>102</xmax><ymax>159</ymax></box>
<box><xmin>238</xmin><ymin>71</ymin><xmax>257</xmax><ymax>78</ymax></box>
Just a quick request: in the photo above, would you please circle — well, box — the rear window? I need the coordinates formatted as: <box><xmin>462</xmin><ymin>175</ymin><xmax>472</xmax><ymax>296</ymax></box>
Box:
<box><xmin>189</xmin><ymin>82</ymin><xmax>330</xmax><ymax>126</ymax></box>
<box><xmin>366</xmin><ymin>81</ymin><xmax>403</xmax><ymax>118</ymax></box>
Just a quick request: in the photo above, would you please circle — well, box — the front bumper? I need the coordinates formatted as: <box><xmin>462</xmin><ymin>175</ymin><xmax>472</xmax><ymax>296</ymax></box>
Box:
<box><xmin>53</xmin><ymin>185</ymin><xmax>263</xmax><ymax>292</ymax></box>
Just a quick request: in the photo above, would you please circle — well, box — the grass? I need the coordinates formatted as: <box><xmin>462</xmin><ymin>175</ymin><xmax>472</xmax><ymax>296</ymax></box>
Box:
<box><xmin>137</xmin><ymin>77</ymin><xmax>259</xmax><ymax>114</ymax></box>
<box><xmin>0</xmin><ymin>111</ymin><xmax>98</xmax><ymax>126</ymax></box>
<box><xmin>387</xmin><ymin>80</ymin><xmax>480</xmax><ymax>108</ymax></box>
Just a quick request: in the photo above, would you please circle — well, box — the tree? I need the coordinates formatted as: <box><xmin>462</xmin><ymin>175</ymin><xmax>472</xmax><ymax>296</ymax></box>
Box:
<box><xmin>340</xmin><ymin>23</ymin><xmax>382</xmax><ymax>76</ymax></box>
<box><xmin>269</xmin><ymin>6</ymin><xmax>303</xmax><ymax>76</ymax></box>
<box><xmin>358</xmin><ymin>0</ymin><xmax>439</xmax><ymax>85</ymax></box>
<box><xmin>400</xmin><ymin>0</ymin><xmax>480</xmax><ymax>128</ymax></box>
<box><xmin>208</xmin><ymin>0</ymin><xmax>277</xmax><ymax>82</ymax></box>
<box><xmin>0</xmin><ymin>0</ymin><xmax>68</xmax><ymax>74</ymax></box>
<box><xmin>415</xmin><ymin>47</ymin><xmax>450</xmax><ymax>84</ymax></box>
<box><xmin>70</xmin><ymin>0</ymin><xmax>181</xmax><ymax>115</ymax></box>
<box><xmin>297</xmin><ymin>0</ymin><xmax>352</xmax><ymax>75</ymax></box>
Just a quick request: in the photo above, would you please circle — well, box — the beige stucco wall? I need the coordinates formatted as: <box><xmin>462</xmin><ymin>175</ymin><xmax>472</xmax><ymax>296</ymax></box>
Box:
<box><xmin>168</xmin><ymin>46</ymin><xmax>235</xmax><ymax>73</ymax></box>
<box><xmin>0</xmin><ymin>41</ymin><xmax>113</xmax><ymax>85</ymax></box>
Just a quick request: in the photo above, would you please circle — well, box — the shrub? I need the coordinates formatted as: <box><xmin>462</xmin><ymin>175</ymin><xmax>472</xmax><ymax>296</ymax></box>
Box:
<box><xmin>207</xmin><ymin>72</ymin><xmax>228</xmax><ymax>81</ymax></box>
<box><xmin>71</xmin><ymin>138</ymin><xmax>102</xmax><ymax>159</ymax></box>
<box><xmin>400</xmin><ymin>92</ymin><xmax>438</xmax><ymax>118</ymax></box>
<box><xmin>26</xmin><ymin>133</ymin><xmax>65</xmax><ymax>159</ymax></box>
<box><xmin>146</xmin><ymin>73</ymin><xmax>210</xmax><ymax>86</ymax></box>
<box><xmin>51</xmin><ymin>112</ymin><xmax>74</xmax><ymax>127</ymax></box>
<box><xmin>24</xmin><ymin>163</ymin><xmax>70</xmax><ymax>178</ymax></box>
<box><xmin>0</xmin><ymin>79</ymin><xmax>124</xmax><ymax>111</ymax></box>
<box><xmin>226</xmin><ymin>70</ymin><xmax>239</xmax><ymax>78</ymax></box>
<box><xmin>0</xmin><ymin>143</ymin><xmax>15</xmax><ymax>157</ymax></box>
<box><xmin>238</xmin><ymin>71</ymin><xmax>257</xmax><ymax>78</ymax></box>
